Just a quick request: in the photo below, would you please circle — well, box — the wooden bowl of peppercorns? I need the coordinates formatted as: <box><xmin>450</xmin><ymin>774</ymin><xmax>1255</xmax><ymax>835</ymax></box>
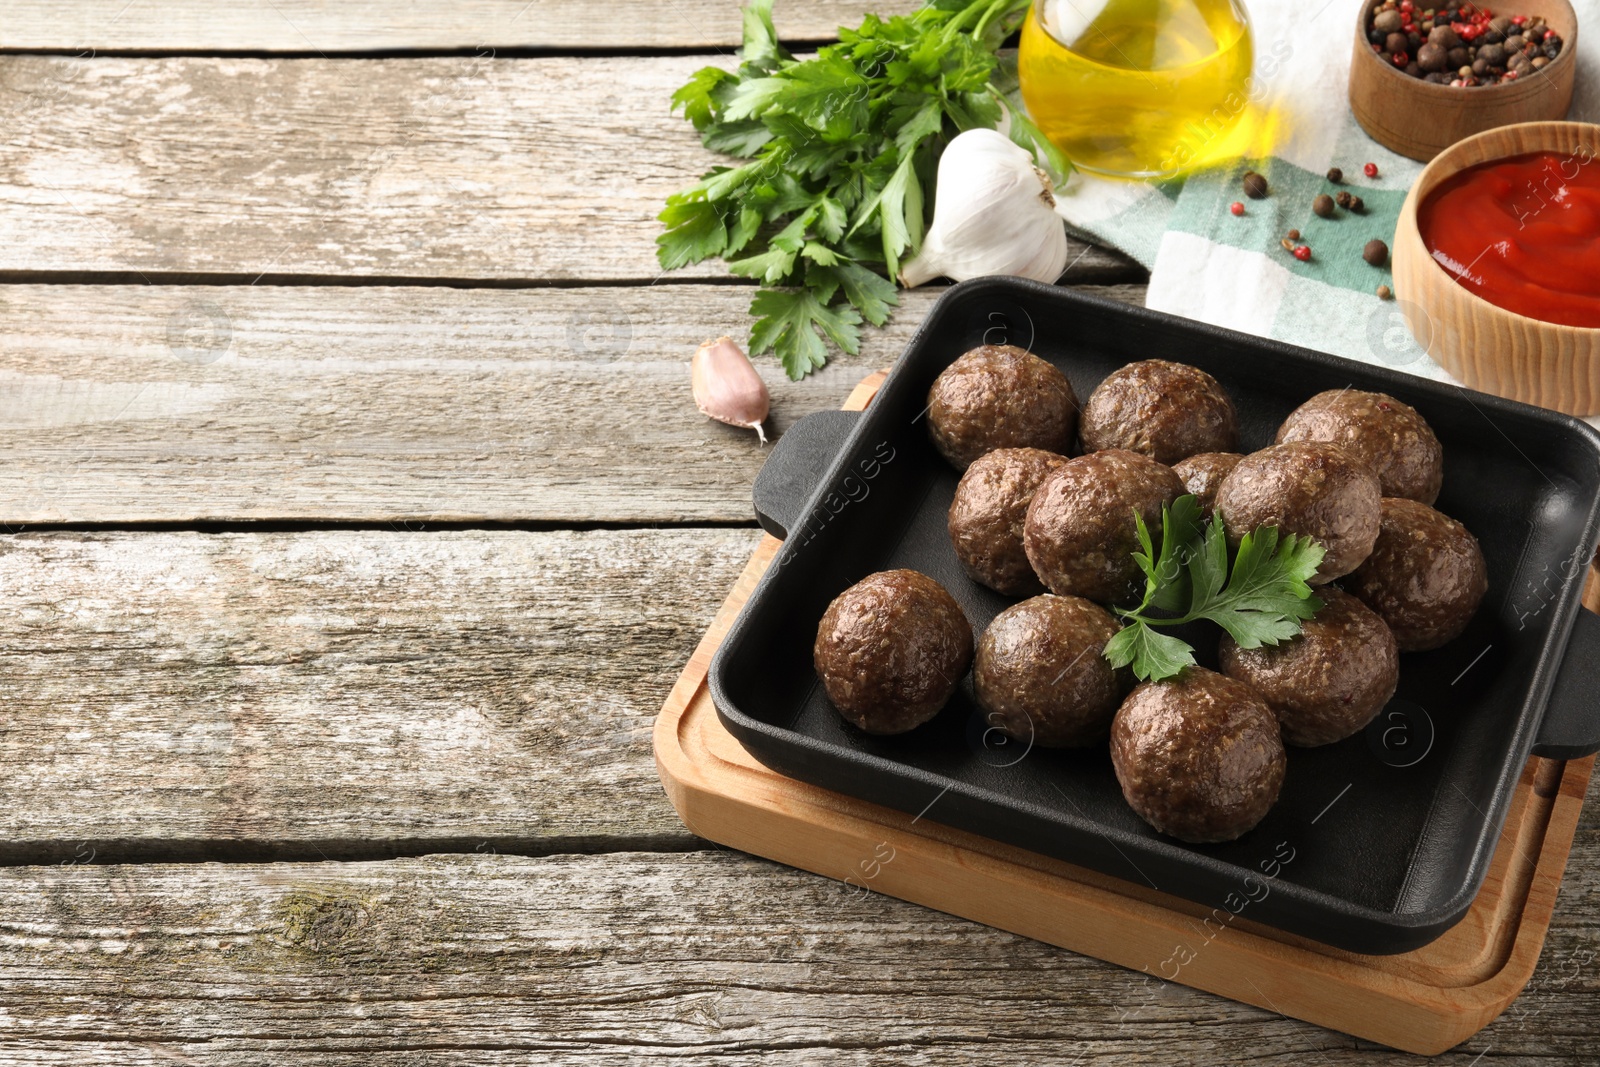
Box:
<box><xmin>1349</xmin><ymin>0</ymin><xmax>1577</xmax><ymax>162</ymax></box>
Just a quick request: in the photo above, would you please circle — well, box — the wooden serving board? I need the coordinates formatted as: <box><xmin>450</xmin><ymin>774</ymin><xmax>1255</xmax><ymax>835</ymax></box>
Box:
<box><xmin>654</xmin><ymin>373</ymin><xmax>1600</xmax><ymax>1057</ymax></box>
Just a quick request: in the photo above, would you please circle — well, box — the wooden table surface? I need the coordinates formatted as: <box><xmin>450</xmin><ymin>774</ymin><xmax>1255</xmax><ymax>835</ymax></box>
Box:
<box><xmin>0</xmin><ymin>3</ymin><xmax>1594</xmax><ymax>1062</ymax></box>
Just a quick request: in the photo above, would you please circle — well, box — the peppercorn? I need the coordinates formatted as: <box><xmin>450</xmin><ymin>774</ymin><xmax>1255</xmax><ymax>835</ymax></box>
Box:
<box><xmin>1243</xmin><ymin>171</ymin><xmax>1269</xmax><ymax>199</ymax></box>
<box><xmin>1313</xmin><ymin>193</ymin><xmax>1336</xmax><ymax>218</ymax></box>
<box><xmin>1377</xmin><ymin>284</ymin><xmax>1393</xmax><ymax>300</ymax></box>
<box><xmin>1230</xmin><ymin>201</ymin><xmax>1245</xmax><ymax>216</ymax></box>
<box><xmin>1335</xmin><ymin>191</ymin><xmax>1353</xmax><ymax>209</ymax></box>
<box><xmin>1286</xmin><ymin>228</ymin><xmax>1300</xmax><ymax>241</ymax></box>
<box><xmin>1363</xmin><ymin>238</ymin><xmax>1389</xmax><ymax>266</ymax></box>
<box><xmin>1326</xmin><ymin>166</ymin><xmax>1343</xmax><ymax>183</ymax></box>
<box><xmin>1293</xmin><ymin>245</ymin><xmax>1312</xmax><ymax>262</ymax></box>
<box><xmin>1349</xmin><ymin>195</ymin><xmax>1366</xmax><ymax>213</ymax></box>
<box><xmin>1416</xmin><ymin>42</ymin><xmax>1447</xmax><ymax>71</ymax></box>
<box><xmin>1364</xmin><ymin>162</ymin><xmax>1380</xmax><ymax>178</ymax></box>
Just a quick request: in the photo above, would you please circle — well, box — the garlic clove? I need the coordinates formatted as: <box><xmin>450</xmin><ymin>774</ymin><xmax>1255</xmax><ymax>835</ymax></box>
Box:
<box><xmin>901</xmin><ymin>128</ymin><xmax>1069</xmax><ymax>288</ymax></box>
<box><xmin>692</xmin><ymin>335</ymin><xmax>770</xmax><ymax>444</ymax></box>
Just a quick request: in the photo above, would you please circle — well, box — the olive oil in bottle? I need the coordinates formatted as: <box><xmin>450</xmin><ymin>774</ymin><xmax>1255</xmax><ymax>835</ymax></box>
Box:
<box><xmin>1018</xmin><ymin>0</ymin><xmax>1254</xmax><ymax>179</ymax></box>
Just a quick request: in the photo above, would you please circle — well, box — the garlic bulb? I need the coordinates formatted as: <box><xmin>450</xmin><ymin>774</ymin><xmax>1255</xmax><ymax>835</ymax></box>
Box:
<box><xmin>692</xmin><ymin>335</ymin><xmax>770</xmax><ymax>444</ymax></box>
<box><xmin>900</xmin><ymin>128</ymin><xmax>1069</xmax><ymax>288</ymax></box>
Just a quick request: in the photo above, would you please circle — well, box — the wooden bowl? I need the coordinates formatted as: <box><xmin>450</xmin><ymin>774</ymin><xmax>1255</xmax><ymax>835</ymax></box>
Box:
<box><xmin>1349</xmin><ymin>0</ymin><xmax>1577</xmax><ymax>162</ymax></box>
<box><xmin>1392</xmin><ymin>121</ymin><xmax>1600</xmax><ymax>416</ymax></box>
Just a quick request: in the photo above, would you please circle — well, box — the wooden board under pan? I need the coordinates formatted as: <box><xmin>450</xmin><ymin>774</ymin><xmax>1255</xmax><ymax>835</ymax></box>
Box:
<box><xmin>655</xmin><ymin>373</ymin><xmax>1600</xmax><ymax>1056</ymax></box>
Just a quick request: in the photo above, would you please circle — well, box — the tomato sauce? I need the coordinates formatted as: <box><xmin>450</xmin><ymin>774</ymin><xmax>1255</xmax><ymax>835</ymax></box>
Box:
<box><xmin>1418</xmin><ymin>149</ymin><xmax>1600</xmax><ymax>328</ymax></box>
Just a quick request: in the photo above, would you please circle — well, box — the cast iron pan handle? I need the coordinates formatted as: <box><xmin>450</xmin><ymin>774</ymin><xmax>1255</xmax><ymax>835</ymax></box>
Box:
<box><xmin>1532</xmin><ymin>607</ymin><xmax>1600</xmax><ymax>759</ymax></box>
<box><xmin>752</xmin><ymin>409</ymin><xmax>862</xmax><ymax>541</ymax></box>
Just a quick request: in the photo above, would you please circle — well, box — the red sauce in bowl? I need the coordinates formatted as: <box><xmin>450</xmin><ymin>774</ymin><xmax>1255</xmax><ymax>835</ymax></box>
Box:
<box><xmin>1418</xmin><ymin>149</ymin><xmax>1600</xmax><ymax>328</ymax></box>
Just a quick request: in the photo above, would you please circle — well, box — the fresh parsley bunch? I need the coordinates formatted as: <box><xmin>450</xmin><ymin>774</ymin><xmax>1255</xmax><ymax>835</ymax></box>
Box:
<box><xmin>659</xmin><ymin>0</ymin><xmax>1064</xmax><ymax>379</ymax></box>
<box><xmin>1104</xmin><ymin>496</ymin><xmax>1328</xmax><ymax>683</ymax></box>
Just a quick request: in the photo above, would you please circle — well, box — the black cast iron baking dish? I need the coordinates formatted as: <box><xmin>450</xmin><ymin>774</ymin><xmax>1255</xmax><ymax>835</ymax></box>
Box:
<box><xmin>710</xmin><ymin>276</ymin><xmax>1600</xmax><ymax>955</ymax></box>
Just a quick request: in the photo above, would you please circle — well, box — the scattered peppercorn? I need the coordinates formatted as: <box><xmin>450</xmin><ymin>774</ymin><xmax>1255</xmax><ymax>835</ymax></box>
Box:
<box><xmin>1364</xmin><ymin>162</ymin><xmax>1379</xmax><ymax>178</ymax></box>
<box><xmin>1335</xmin><ymin>190</ymin><xmax>1355</xmax><ymax>209</ymax></box>
<box><xmin>1243</xmin><ymin>171</ymin><xmax>1269</xmax><ymax>199</ymax></box>
<box><xmin>1364</xmin><ymin>238</ymin><xmax>1389</xmax><ymax>266</ymax></box>
<box><xmin>1349</xmin><ymin>195</ymin><xmax>1366</xmax><ymax>213</ymax></box>
<box><xmin>1286</xmin><ymin>228</ymin><xmax>1301</xmax><ymax>241</ymax></box>
<box><xmin>1377</xmin><ymin>284</ymin><xmax>1393</xmax><ymax>300</ymax></box>
<box><xmin>1293</xmin><ymin>245</ymin><xmax>1312</xmax><ymax>262</ymax></box>
<box><xmin>1230</xmin><ymin>201</ymin><xmax>1245</xmax><ymax>216</ymax></box>
<box><xmin>1326</xmin><ymin>167</ymin><xmax>1344</xmax><ymax>183</ymax></box>
<box><xmin>1313</xmin><ymin>193</ymin><xmax>1336</xmax><ymax>218</ymax></box>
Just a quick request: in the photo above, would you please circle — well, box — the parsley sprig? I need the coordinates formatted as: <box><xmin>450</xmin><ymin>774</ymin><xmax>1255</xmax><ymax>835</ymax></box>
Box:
<box><xmin>1104</xmin><ymin>496</ymin><xmax>1328</xmax><ymax>683</ymax></box>
<box><xmin>659</xmin><ymin>0</ymin><xmax>1066</xmax><ymax>379</ymax></box>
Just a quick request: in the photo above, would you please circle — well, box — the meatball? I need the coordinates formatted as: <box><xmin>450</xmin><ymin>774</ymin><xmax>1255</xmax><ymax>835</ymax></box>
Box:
<box><xmin>1214</xmin><ymin>442</ymin><xmax>1381</xmax><ymax>584</ymax></box>
<box><xmin>1110</xmin><ymin>668</ymin><xmax>1286</xmax><ymax>843</ymax></box>
<box><xmin>1023</xmin><ymin>449</ymin><xmax>1185</xmax><ymax>604</ymax></box>
<box><xmin>1172</xmin><ymin>451</ymin><xmax>1244</xmax><ymax>518</ymax></box>
<box><xmin>948</xmin><ymin>448</ymin><xmax>1071</xmax><ymax>596</ymax></box>
<box><xmin>1276</xmin><ymin>389</ymin><xmax>1444</xmax><ymax>504</ymax></box>
<box><xmin>1079</xmin><ymin>360</ymin><xmax>1239</xmax><ymax>464</ymax></box>
<box><xmin>1219</xmin><ymin>588</ymin><xmax>1399</xmax><ymax>747</ymax></box>
<box><xmin>926</xmin><ymin>345</ymin><xmax>1078</xmax><ymax>469</ymax></box>
<box><xmin>1347</xmin><ymin>498</ymin><xmax>1488</xmax><ymax>651</ymax></box>
<box><xmin>814</xmin><ymin>570</ymin><xmax>974</xmax><ymax>734</ymax></box>
<box><xmin>974</xmin><ymin>595</ymin><xmax>1129</xmax><ymax>748</ymax></box>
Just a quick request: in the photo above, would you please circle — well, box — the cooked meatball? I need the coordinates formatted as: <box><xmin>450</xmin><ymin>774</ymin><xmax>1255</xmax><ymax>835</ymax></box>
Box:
<box><xmin>1079</xmin><ymin>360</ymin><xmax>1239</xmax><ymax>464</ymax></box>
<box><xmin>1219</xmin><ymin>588</ymin><xmax>1399</xmax><ymax>747</ymax></box>
<box><xmin>1214</xmin><ymin>442</ymin><xmax>1382</xmax><ymax>584</ymax></box>
<box><xmin>1110</xmin><ymin>668</ymin><xmax>1286</xmax><ymax>843</ymax></box>
<box><xmin>1348</xmin><ymin>498</ymin><xmax>1488</xmax><ymax>651</ymax></box>
<box><xmin>974</xmin><ymin>595</ymin><xmax>1129</xmax><ymax>748</ymax></box>
<box><xmin>814</xmin><ymin>570</ymin><xmax>974</xmax><ymax>734</ymax></box>
<box><xmin>1023</xmin><ymin>449</ymin><xmax>1184</xmax><ymax>604</ymax></box>
<box><xmin>926</xmin><ymin>345</ymin><xmax>1078</xmax><ymax>469</ymax></box>
<box><xmin>1172</xmin><ymin>451</ymin><xmax>1244</xmax><ymax>518</ymax></box>
<box><xmin>1277</xmin><ymin>389</ymin><xmax>1444</xmax><ymax>504</ymax></box>
<box><xmin>948</xmin><ymin>448</ymin><xmax>1071</xmax><ymax>596</ymax></box>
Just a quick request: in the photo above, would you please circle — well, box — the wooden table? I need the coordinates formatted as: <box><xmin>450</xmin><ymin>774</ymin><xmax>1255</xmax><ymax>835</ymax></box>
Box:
<box><xmin>0</xmin><ymin>3</ymin><xmax>1592</xmax><ymax>1062</ymax></box>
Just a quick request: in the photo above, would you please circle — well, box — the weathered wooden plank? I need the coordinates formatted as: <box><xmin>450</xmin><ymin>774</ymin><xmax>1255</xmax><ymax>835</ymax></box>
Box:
<box><xmin>0</xmin><ymin>283</ymin><xmax>1146</xmax><ymax>525</ymax></box>
<box><xmin>0</xmin><ymin>0</ymin><xmax>920</xmax><ymax>53</ymax></box>
<box><xmin>0</xmin><ymin>54</ymin><xmax>1138</xmax><ymax>283</ymax></box>
<box><xmin>0</xmin><ymin>842</ymin><xmax>1593</xmax><ymax>1063</ymax></box>
<box><xmin>0</xmin><ymin>527</ymin><xmax>764</xmax><ymax>861</ymax></box>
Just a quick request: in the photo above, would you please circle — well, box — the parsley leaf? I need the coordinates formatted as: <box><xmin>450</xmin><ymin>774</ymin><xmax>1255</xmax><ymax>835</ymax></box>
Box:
<box><xmin>1107</xmin><ymin>496</ymin><xmax>1327</xmax><ymax>683</ymax></box>
<box><xmin>1128</xmin><ymin>493</ymin><xmax>1204</xmax><ymax>616</ymax></box>
<box><xmin>658</xmin><ymin>0</ymin><xmax>1052</xmax><ymax>379</ymax></box>
<box><xmin>657</xmin><ymin>198</ymin><xmax>727</xmax><ymax>271</ymax></box>
<box><xmin>749</xmin><ymin>288</ymin><xmax>863</xmax><ymax>379</ymax></box>
<box><xmin>1104</xmin><ymin>623</ymin><xmax>1197</xmax><ymax>684</ymax></box>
